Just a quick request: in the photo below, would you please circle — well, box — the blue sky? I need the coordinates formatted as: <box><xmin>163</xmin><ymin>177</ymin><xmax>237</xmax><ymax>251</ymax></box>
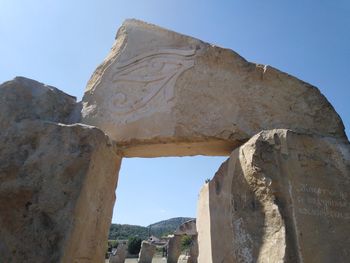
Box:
<box><xmin>1</xmin><ymin>1</ymin><xmax>349</xmax><ymax>226</ymax></box>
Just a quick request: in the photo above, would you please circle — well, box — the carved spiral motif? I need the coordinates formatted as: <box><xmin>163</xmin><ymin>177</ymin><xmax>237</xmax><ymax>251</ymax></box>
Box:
<box><xmin>109</xmin><ymin>48</ymin><xmax>196</xmax><ymax>117</ymax></box>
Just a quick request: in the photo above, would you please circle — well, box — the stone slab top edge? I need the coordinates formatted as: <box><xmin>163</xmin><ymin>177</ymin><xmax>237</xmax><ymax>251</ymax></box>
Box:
<box><xmin>116</xmin><ymin>19</ymin><xmax>346</xmax><ymax>117</ymax></box>
<box><xmin>1</xmin><ymin>76</ymin><xmax>77</xmax><ymax>101</ymax></box>
<box><xmin>83</xmin><ymin>18</ymin><xmax>347</xmax><ymax>142</ymax></box>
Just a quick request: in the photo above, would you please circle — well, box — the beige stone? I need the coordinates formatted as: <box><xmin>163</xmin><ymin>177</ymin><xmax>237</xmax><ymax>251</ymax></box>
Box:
<box><xmin>197</xmin><ymin>129</ymin><xmax>350</xmax><ymax>263</ymax></box>
<box><xmin>0</xmin><ymin>77</ymin><xmax>121</xmax><ymax>263</ymax></box>
<box><xmin>138</xmin><ymin>241</ymin><xmax>156</xmax><ymax>263</ymax></box>
<box><xmin>197</xmin><ymin>183</ymin><xmax>212</xmax><ymax>263</ymax></box>
<box><xmin>188</xmin><ymin>235</ymin><xmax>198</xmax><ymax>263</ymax></box>
<box><xmin>0</xmin><ymin>77</ymin><xmax>79</xmax><ymax>128</ymax></box>
<box><xmin>167</xmin><ymin>235</ymin><xmax>182</xmax><ymax>263</ymax></box>
<box><xmin>2</xmin><ymin>19</ymin><xmax>349</xmax><ymax>263</ymax></box>
<box><xmin>82</xmin><ymin>19</ymin><xmax>346</xmax><ymax>157</ymax></box>
<box><xmin>173</xmin><ymin>220</ymin><xmax>198</xmax><ymax>263</ymax></box>
<box><xmin>109</xmin><ymin>243</ymin><xmax>127</xmax><ymax>263</ymax></box>
<box><xmin>0</xmin><ymin>120</ymin><xmax>121</xmax><ymax>263</ymax></box>
<box><xmin>174</xmin><ymin>219</ymin><xmax>197</xmax><ymax>236</ymax></box>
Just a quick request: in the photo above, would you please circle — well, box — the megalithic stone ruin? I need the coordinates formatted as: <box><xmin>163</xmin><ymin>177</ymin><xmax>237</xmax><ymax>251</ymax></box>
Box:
<box><xmin>81</xmin><ymin>19</ymin><xmax>345</xmax><ymax>157</ymax></box>
<box><xmin>138</xmin><ymin>241</ymin><xmax>156</xmax><ymax>263</ymax></box>
<box><xmin>197</xmin><ymin>129</ymin><xmax>349</xmax><ymax>263</ymax></box>
<box><xmin>0</xmin><ymin>19</ymin><xmax>348</xmax><ymax>263</ymax></box>
<box><xmin>0</xmin><ymin>78</ymin><xmax>122</xmax><ymax>263</ymax></box>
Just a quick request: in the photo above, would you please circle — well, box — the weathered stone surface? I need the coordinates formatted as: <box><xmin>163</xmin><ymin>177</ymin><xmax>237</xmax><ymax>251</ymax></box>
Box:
<box><xmin>0</xmin><ymin>77</ymin><xmax>121</xmax><ymax>263</ymax></box>
<box><xmin>109</xmin><ymin>243</ymin><xmax>127</xmax><ymax>263</ymax></box>
<box><xmin>174</xmin><ymin>219</ymin><xmax>197</xmax><ymax>236</ymax></box>
<box><xmin>197</xmin><ymin>183</ymin><xmax>215</xmax><ymax>263</ymax></box>
<box><xmin>197</xmin><ymin>129</ymin><xmax>350</xmax><ymax>263</ymax></box>
<box><xmin>138</xmin><ymin>241</ymin><xmax>156</xmax><ymax>263</ymax></box>
<box><xmin>167</xmin><ymin>235</ymin><xmax>182</xmax><ymax>263</ymax></box>
<box><xmin>82</xmin><ymin>19</ymin><xmax>346</xmax><ymax>157</ymax></box>
<box><xmin>173</xmin><ymin>220</ymin><xmax>198</xmax><ymax>263</ymax></box>
<box><xmin>0</xmin><ymin>77</ymin><xmax>79</xmax><ymax>128</ymax></box>
<box><xmin>188</xmin><ymin>235</ymin><xmax>198</xmax><ymax>263</ymax></box>
<box><xmin>0</xmin><ymin>120</ymin><xmax>121</xmax><ymax>262</ymax></box>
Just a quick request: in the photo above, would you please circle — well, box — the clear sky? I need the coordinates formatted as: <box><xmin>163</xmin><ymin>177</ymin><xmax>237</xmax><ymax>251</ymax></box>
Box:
<box><xmin>1</xmin><ymin>1</ymin><xmax>349</xmax><ymax>226</ymax></box>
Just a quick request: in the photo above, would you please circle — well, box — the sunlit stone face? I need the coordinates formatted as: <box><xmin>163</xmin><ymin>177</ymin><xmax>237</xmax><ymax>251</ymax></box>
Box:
<box><xmin>100</xmin><ymin>48</ymin><xmax>196</xmax><ymax>123</ymax></box>
<box><xmin>82</xmin><ymin>19</ymin><xmax>346</xmax><ymax>158</ymax></box>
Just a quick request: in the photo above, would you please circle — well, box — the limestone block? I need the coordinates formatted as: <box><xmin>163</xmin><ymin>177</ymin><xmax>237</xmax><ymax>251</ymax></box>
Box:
<box><xmin>197</xmin><ymin>129</ymin><xmax>350</xmax><ymax>263</ymax></box>
<box><xmin>173</xmin><ymin>220</ymin><xmax>198</xmax><ymax>263</ymax></box>
<box><xmin>82</xmin><ymin>19</ymin><xmax>346</xmax><ymax>157</ymax></box>
<box><xmin>138</xmin><ymin>241</ymin><xmax>156</xmax><ymax>263</ymax></box>
<box><xmin>196</xmin><ymin>183</ymin><xmax>212</xmax><ymax>263</ymax></box>
<box><xmin>174</xmin><ymin>219</ymin><xmax>197</xmax><ymax>236</ymax></box>
<box><xmin>109</xmin><ymin>243</ymin><xmax>127</xmax><ymax>263</ymax></box>
<box><xmin>0</xmin><ymin>77</ymin><xmax>78</xmax><ymax>129</ymax></box>
<box><xmin>0</xmin><ymin>120</ymin><xmax>121</xmax><ymax>263</ymax></box>
<box><xmin>167</xmin><ymin>235</ymin><xmax>182</xmax><ymax>263</ymax></box>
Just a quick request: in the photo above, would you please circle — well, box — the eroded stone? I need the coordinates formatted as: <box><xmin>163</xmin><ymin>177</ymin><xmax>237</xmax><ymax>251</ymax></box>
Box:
<box><xmin>138</xmin><ymin>241</ymin><xmax>156</xmax><ymax>263</ymax></box>
<box><xmin>0</xmin><ymin>77</ymin><xmax>79</xmax><ymax>128</ymax></box>
<box><xmin>0</xmin><ymin>120</ymin><xmax>121</xmax><ymax>263</ymax></box>
<box><xmin>174</xmin><ymin>219</ymin><xmax>197</xmax><ymax>236</ymax></box>
<box><xmin>167</xmin><ymin>235</ymin><xmax>182</xmax><ymax>263</ymax></box>
<box><xmin>197</xmin><ymin>129</ymin><xmax>350</xmax><ymax>263</ymax></box>
<box><xmin>173</xmin><ymin>219</ymin><xmax>198</xmax><ymax>263</ymax></box>
<box><xmin>109</xmin><ymin>243</ymin><xmax>127</xmax><ymax>263</ymax></box>
<box><xmin>0</xmin><ymin>78</ymin><xmax>121</xmax><ymax>263</ymax></box>
<box><xmin>82</xmin><ymin>19</ymin><xmax>346</xmax><ymax>157</ymax></box>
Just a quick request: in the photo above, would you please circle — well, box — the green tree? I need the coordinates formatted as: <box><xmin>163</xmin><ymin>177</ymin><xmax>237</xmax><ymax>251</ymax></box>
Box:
<box><xmin>181</xmin><ymin>235</ymin><xmax>192</xmax><ymax>251</ymax></box>
<box><xmin>127</xmin><ymin>237</ymin><xmax>142</xmax><ymax>255</ymax></box>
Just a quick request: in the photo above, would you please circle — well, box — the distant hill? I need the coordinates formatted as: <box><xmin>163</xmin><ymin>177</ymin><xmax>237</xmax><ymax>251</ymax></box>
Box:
<box><xmin>108</xmin><ymin>217</ymin><xmax>194</xmax><ymax>240</ymax></box>
<box><xmin>108</xmin><ymin>224</ymin><xmax>149</xmax><ymax>240</ymax></box>
<box><xmin>148</xmin><ymin>217</ymin><xmax>194</xmax><ymax>237</ymax></box>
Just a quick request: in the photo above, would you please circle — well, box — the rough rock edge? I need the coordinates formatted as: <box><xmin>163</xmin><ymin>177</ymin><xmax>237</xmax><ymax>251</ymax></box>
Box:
<box><xmin>83</xmin><ymin>19</ymin><xmax>347</xmax><ymax>141</ymax></box>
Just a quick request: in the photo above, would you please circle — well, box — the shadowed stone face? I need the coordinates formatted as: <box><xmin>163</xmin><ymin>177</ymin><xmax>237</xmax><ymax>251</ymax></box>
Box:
<box><xmin>0</xmin><ymin>78</ymin><xmax>121</xmax><ymax>263</ymax></box>
<box><xmin>174</xmin><ymin>219</ymin><xmax>197</xmax><ymax>236</ymax></box>
<box><xmin>82</xmin><ymin>19</ymin><xmax>346</xmax><ymax>157</ymax></box>
<box><xmin>109</xmin><ymin>243</ymin><xmax>127</xmax><ymax>263</ymax></box>
<box><xmin>138</xmin><ymin>241</ymin><xmax>156</xmax><ymax>263</ymax></box>
<box><xmin>167</xmin><ymin>235</ymin><xmax>182</xmax><ymax>263</ymax></box>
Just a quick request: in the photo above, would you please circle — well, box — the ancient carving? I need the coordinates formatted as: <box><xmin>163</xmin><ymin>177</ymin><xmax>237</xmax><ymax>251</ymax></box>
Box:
<box><xmin>2</xmin><ymin>19</ymin><xmax>350</xmax><ymax>263</ymax></box>
<box><xmin>82</xmin><ymin>19</ymin><xmax>347</xmax><ymax>157</ymax></box>
<box><xmin>295</xmin><ymin>183</ymin><xmax>349</xmax><ymax>220</ymax></box>
<box><xmin>103</xmin><ymin>48</ymin><xmax>195</xmax><ymax>123</ymax></box>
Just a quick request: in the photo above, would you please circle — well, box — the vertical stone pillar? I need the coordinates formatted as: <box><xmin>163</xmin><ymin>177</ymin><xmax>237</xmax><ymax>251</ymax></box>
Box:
<box><xmin>188</xmin><ymin>235</ymin><xmax>198</xmax><ymax>263</ymax></box>
<box><xmin>167</xmin><ymin>235</ymin><xmax>182</xmax><ymax>263</ymax></box>
<box><xmin>109</xmin><ymin>243</ymin><xmax>127</xmax><ymax>263</ymax></box>
<box><xmin>197</xmin><ymin>129</ymin><xmax>350</xmax><ymax>263</ymax></box>
<box><xmin>138</xmin><ymin>241</ymin><xmax>156</xmax><ymax>263</ymax></box>
<box><xmin>0</xmin><ymin>77</ymin><xmax>122</xmax><ymax>263</ymax></box>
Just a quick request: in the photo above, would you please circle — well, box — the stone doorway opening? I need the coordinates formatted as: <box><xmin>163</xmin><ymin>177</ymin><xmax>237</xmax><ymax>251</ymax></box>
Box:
<box><xmin>107</xmin><ymin>156</ymin><xmax>227</xmax><ymax>262</ymax></box>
